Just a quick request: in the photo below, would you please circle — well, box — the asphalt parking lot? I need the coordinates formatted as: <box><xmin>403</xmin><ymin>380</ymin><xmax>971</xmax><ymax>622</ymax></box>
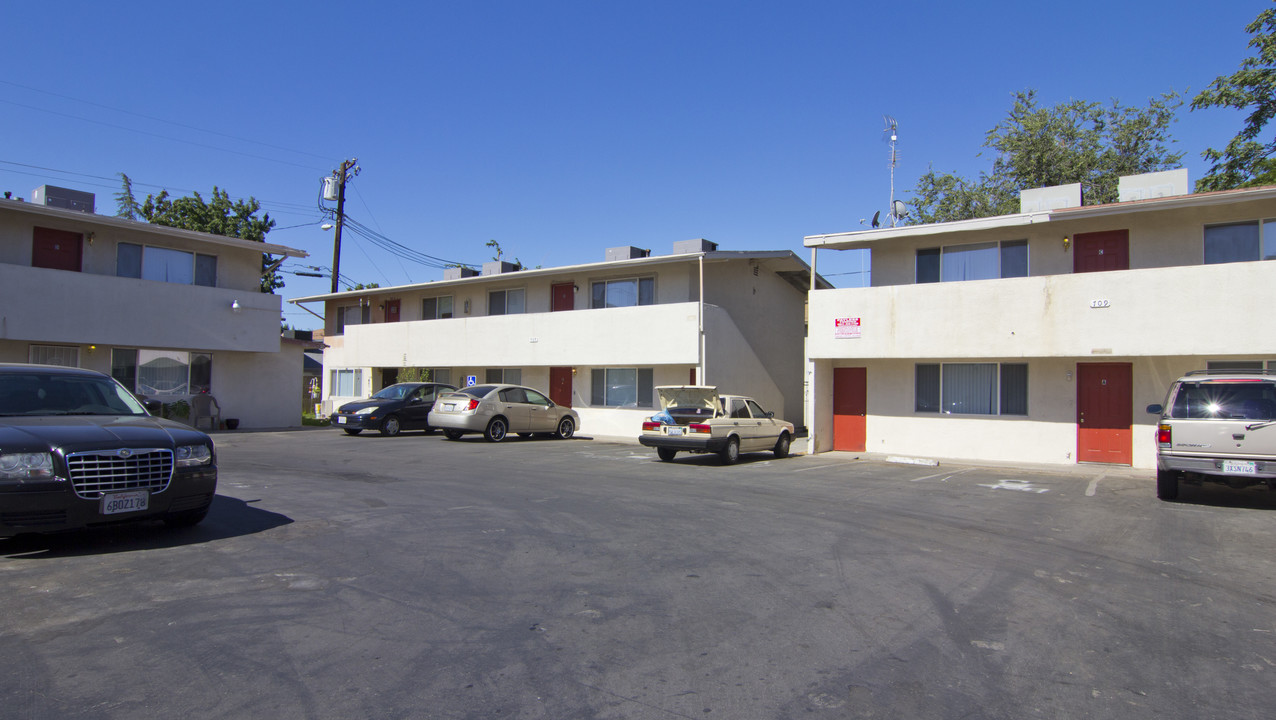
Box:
<box><xmin>3</xmin><ymin>428</ymin><xmax>1275</xmax><ymax>720</ymax></box>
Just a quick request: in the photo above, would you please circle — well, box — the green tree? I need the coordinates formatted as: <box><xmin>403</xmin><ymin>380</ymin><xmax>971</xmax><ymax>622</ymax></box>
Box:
<box><xmin>115</xmin><ymin>173</ymin><xmax>141</xmax><ymax>220</ymax></box>
<box><xmin>139</xmin><ymin>186</ymin><xmax>282</xmax><ymax>293</ymax></box>
<box><xmin>1191</xmin><ymin>5</ymin><xmax>1276</xmax><ymax>191</ymax></box>
<box><xmin>909</xmin><ymin>90</ymin><xmax>1183</xmax><ymax>224</ymax></box>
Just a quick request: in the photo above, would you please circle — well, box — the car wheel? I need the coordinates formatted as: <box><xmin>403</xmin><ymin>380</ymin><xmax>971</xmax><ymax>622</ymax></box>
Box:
<box><xmin>556</xmin><ymin>417</ymin><xmax>575</xmax><ymax>439</ymax></box>
<box><xmin>484</xmin><ymin>417</ymin><xmax>508</xmax><ymax>442</ymax></box>
<box><xmin>773</xmin><ymin>433</ymin><xmax>791</xmax><ymax>458</ymax></box>
<box><xmin>443</xmin><ymin>429</ymin><xmax>463</xmax><ymax>440</ymax></box>
<box><xmin>657</xmin><ymin>447</ymin><xmax>677</xmax><ymax>462</ymax></box>
<box><xmin>719</xmin><ymin>437</ymin><xmax>740</xmax><ymax>465</ymax></box>
<box><xmin>380</xmin><ymin>415</ymin><xmax>402</xmax><ymax>437</ymax></box>
<box><xmin>343</xmin><ymin>428</ymin><xmax>362</xmax><ymax>436</ymax></box>
<box><xmin>1156</xmin><ymin>468</ymin><xmax>1179</xmax><ymax>501</ymax></box>
<box><xmin>163</xmin><ymin>505</ymin><xmax>210</xmax><ymax>528</ymax></box>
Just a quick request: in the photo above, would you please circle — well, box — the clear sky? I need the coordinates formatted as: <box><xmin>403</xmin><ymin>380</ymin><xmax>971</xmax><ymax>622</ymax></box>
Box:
<box><xmin>1</xmin><ymin>1</ymin><xmax>1266</xmax><ymax>330</ymax></box>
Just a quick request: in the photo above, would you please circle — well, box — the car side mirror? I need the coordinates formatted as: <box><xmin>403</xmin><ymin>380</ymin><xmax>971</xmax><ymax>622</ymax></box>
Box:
<box><xmin>1145</xmin><ymin>404</ymin><xmax>1163</xmax><ymax>414</ymax></box>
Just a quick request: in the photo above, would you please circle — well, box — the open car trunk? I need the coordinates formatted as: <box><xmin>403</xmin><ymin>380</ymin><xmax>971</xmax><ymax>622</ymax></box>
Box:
<box><xmin>655</xmin><ymin>386</ymin><xmax>721</xmax><ymax>425</ymax></box>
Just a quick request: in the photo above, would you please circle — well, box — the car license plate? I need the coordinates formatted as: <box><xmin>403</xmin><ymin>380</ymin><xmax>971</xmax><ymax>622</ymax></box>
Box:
<box><xmin>667</xmin><ymin>426</ymin><xmax>684</xmax><ymax>436</ymax></box>
<box><xmin>444</xmin><ymin>403</ymin><xmax>456</xmax><ymax>411</ymax></box>
<box><xmin>1222</xmin><ymin>460</ymin><xmax>1257</xmax><ymax>475</ymax></box>
<box><xmin>336</xmin><ymin>416</ymin><xmax>347</xmax><ymax>424</ymax></box>
<box><xmin>101</xmin><ymin>490</ymin><xmax>149</xmax><ymax>515</ymax></box>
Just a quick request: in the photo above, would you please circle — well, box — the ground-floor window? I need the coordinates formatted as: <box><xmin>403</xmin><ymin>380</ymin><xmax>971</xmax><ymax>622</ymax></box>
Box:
<box><xmin>485</xmin><ymin>368</ymin><xmax>522</xmax><ymax>385</ymax></box>
<box><xmin>591</xmin><ymin>368</ymin><xmax>654</xmax><ymax>408</ymax></box>
<box><xmin>915</xmin><ymin>362</ymin><xmax>1028</xmax><ymax>415</ymax></box>
<box><xmin>29</xmin><ymin>345</ymin><xmax>80</xmax><ymax>367</ymax></box>
<box><xmin>112</xmin><ymin>348</ymin><xmax>212</xmax><ymax>395</ymax></box>
<box><xmin>427</xmin><ymin>368</ymin><xmax>452</xmax><ymax>385</ymax></box>
<box><xmin>331</xmin><ymin>368</ymin><xmax>363</xmax><ymax>397</ymax></box>
<box><xmin>1206</xmin><ymin>360</ymin><xmax>1276</xmax><ymax>371</ymax></box>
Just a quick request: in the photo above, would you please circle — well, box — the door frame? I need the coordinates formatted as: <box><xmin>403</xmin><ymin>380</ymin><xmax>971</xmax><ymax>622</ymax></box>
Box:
<box><xmin>832</xmin><ymin>367</ymin><xmax>867</xmax><ymax>452</ymax></box>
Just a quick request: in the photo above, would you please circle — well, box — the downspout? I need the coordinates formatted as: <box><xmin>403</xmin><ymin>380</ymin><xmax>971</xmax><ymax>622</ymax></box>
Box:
<box><xmin>808</xmin><ymin>248</ymin><xmax>817</xmax><ymax>453</ymax></box>
<box><xmin>698</xmin><ymin>254</ymin><xmax>705</xmax><ymax>385</ymax></box>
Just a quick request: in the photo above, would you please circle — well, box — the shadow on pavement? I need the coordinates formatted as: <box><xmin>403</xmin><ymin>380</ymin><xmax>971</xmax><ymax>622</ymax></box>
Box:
<box><xmin>1</xmin><ymin>495</ymin><xmax>293</xmax><ymax>559</ymax></box>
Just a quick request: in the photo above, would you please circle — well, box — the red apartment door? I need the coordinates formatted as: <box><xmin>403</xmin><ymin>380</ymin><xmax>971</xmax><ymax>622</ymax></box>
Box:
<box><xmin>1077</xmin><ymin>363</ymin><xmax>1133</xmax><ymax>465</ymax></box>
<box><xmin>552</xmin><ymin>283</ymin><xmax>575</xmax><ymax>312</ymax></box>
<box><xmin>32</xmin><ymin>227</ymin><xmax>83</xmax><ymax>272</ymax></box>
<box><xmin>832</xmin><ymin>367</ymin><xmax>867</xmax><ymax>452</ymax></box>
<box><xmin>550</xmin><ymin>367</ymin><xmax>573</xmax><ymax>408</ymax></box>
<box><xmin>1073</xmin><ymin>230</ymin><xmax>1129</xmax><ymax>273</ymax></box>
<box><xmin>385</xmin><ymin>299</ymin><xmax>401</xmax><ymax>322</ymax></box>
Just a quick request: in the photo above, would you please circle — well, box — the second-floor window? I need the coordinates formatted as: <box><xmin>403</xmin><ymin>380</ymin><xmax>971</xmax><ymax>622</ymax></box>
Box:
<box><xmin>1204</xmin><ymin>220</ymin><xmax>1276</xmax><ymax>264</ymax></box>
<box><xmin>916</xmin><ymin>240</ymin><xmax>1027</xmax><ymax>283</ymax></box>
<box><xmin>336</xmin><ymin>305</ymin><xmax>370</xmax><ymax>334</ymax></box>
<box><xmin>591</xmin><ymin>277</ymin><xmax>655</xmax><ymax>308</ymax></box>
<box><xmin>117</xmin><ymin>243</ymin><xmax>217</xmax><ymax>287</ymax></box>
<box><xmin>422</xmin><ymin>296</ymin><xmax>453</xmax><ymax>319</ymax></box>
<box><xmin>489</xmin><ymin>288</ymin><xmax>525</xmax><ymax>315</ymax></box>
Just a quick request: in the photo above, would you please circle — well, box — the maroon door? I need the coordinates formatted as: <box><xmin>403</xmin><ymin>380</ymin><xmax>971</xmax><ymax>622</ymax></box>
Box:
<box><xmin>832</xmin><ymin>367</ymin><xmax>867</xmax><ymax>452</ymax></box>
<box><xmin>385</xmin><ymin>299</ymin><xmax>400</xmax><ymax>323</ymax></box>
<box><xmin>550</xmin><ymin>367</ymin><xmax>572</xmax><ymax>408</ymax></box>
<box><xmin>32</xmin><ymin>227</ymin><xmax>83</xmax><ymax>272</ymax></box>
<box><xmin>1073</xmin><ymin>230</ymin><xmax>1129</xmax><ymax>273</ymax></box>
<box><xmin>1077</xmin><ymin>363</ymin><xmax>1133</xmax><ymax>465</ymax></box>
<box><xmin>552</xmin><ymin>283</ymin><xmax>575</xmax><ymax>312</ymax></box>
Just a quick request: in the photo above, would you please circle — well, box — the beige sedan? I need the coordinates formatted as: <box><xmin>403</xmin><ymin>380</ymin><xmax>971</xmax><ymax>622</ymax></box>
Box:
<box><xmin>431</xmin><ymin>384</ymin><xmax>579</xmax><ymax>442</ymax></box>
<box><xmin>639</xmin><ymin>386</ymin><xmax>795</xmax><ymax>464</ymax></box>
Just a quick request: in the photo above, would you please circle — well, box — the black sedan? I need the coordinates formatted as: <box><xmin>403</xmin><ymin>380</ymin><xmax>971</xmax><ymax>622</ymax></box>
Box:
<box><xmin>0</xmin><ymin>363</ymin><xmax>217</xmax><ymax>537</ymax></box>
<box><xmin>330</xmin><ymin>382</ymin><xmax>457</xmax><ymax>436</ymax></box>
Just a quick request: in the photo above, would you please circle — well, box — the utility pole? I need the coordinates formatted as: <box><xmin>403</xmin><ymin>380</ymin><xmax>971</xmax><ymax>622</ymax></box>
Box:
<box><xmin>328</xmin><ymin>158</ymin><xmax>359</xmax><ymax>293</ymax></box>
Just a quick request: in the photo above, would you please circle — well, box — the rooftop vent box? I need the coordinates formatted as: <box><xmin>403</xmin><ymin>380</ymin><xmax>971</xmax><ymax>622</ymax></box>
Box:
<box><xmin>31</xmin><ymin>185</ymin><xmax>95</xmax><ymax>214</ymax></box>
<box><xmin>672</xmin><ymin>238</ymin><xmax>718</xmax><ymax>254</ymax></box>
<box><xmin>1118</xmin><ymin>169</ymin><xmax>1190</xmax><ymax>202</ymax></box>
<box><xmin>605</xmin><ymin>246</ymin><xmax>651</xmax><ymax>262</ymax></box>
<box><xmin>443</xmin><ymin>266</ymin><xmax>479</xmax><ymax>280</ymax></box>
<box><xmin>482</xmin><ymin>260</ymin><xmax>521</xmax><ymax>276</ymax></box>
<box><xmin>1020</xmin><ymin>183</ymin><xmax>1081</xmax><ymax>214</ymax></box>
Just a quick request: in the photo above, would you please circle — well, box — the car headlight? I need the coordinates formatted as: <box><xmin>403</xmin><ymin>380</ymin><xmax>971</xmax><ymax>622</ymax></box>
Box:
<box><xmin>354</xmin><ymin>406</ymin><xmax>378</xmax><ymax>416</ymax></box>
<box><xmin>175</xmin><ymin>444</ymin><xmax>212</xmax><ymax>467</ymax></box>
<box><xmin>0</xmin><ymin>452</ymin><xmax>58</xmax><ymax>482</ymax></box>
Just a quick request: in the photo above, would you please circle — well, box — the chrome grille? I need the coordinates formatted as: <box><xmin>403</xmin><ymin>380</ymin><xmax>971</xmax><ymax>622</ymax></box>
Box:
<box><xmin>66</xmin><ymin>448</ymin><xmax>173</xmax><ymax>498</ymax></box>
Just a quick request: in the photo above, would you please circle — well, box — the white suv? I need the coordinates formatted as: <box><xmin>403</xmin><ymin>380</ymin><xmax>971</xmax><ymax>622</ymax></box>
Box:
<box><xmin>1146</xmin><ymin>370</ymin><xmax>1276</xmax><ymax>500</ymax></box>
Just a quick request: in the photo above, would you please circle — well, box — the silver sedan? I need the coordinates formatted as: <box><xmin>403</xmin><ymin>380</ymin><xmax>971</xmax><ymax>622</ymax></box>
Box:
<box><xmin>431</xmin><ymin>384</ymin><xmax>579</xmax><ymax>442</ymax></box>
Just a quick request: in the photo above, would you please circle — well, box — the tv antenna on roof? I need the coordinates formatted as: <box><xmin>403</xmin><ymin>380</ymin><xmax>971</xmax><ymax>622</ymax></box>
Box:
<box><xmin>882</xmin><ymin>115</ymin><xmax>905</xmax><ymax>227</ymax></box>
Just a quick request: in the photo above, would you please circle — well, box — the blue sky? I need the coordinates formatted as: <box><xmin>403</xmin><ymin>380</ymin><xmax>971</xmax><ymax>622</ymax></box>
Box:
<box><xmin>0</xmin><ymin>1</ymin><xmax>1266</xmax><ymax>329</ymax></box>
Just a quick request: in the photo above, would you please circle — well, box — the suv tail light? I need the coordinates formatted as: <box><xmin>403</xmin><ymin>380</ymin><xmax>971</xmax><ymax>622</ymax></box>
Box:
<box><xmin>1157</xmin><ymin>423</ymin><xmax>1172</xmax><ymax>446</ymax></box>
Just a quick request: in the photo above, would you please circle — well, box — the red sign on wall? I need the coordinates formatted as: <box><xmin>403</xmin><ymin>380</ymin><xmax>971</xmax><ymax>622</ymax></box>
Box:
<box><xmin>834</xmin><ymin>317</ymin><xmax>861</xmax><ymax>339</ymax></box>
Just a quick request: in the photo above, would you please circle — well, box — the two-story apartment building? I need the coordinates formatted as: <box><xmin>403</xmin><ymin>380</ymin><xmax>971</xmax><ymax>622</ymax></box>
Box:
<box><xmin>804</xmin><ymin>170</ymin><xmax>1276</xmax><ymax>470</ymax></box>
<box><xmin>0</xmin><ymin>186</ymin><xmax>310</xmax><ymax>428</ymax></box>
<box><xmin>293</xmin><ymin>240</ymin><xmax>829</xmax><ymax>437</ymax></box>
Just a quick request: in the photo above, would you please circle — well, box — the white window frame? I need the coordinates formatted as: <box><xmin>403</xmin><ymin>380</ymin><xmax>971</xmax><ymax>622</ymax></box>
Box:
<box><xmin>330</xmin><ymin>368</ymin><xmax>364</xmax><ymax>397</ymax></box>
<box><xmin>914</xmin><ymin>362</ymin><xmax>1028</xmax><ymax>416</ymax></box>
<box><xmin>29</xmin><ymin>345</ymin><xmax>80</xmax><ymax>367</ymax></box>
<box><xmin>488</xmin><ymin>288</ymin><xmax>526</xmax><ymax>316</ymax></box>
<box><xmin>916</xmin><ymin>240</ymin><xmax>1028</xmax><ymax>283</ymax></box>
<box><xmin>1203</xmin><ymin>219</ymin><xmax>1276</xmax><ymax>264</ymax></box>
<box><xmin>117</xmin><ymin>242</ymin><xmax>217</xmax><ymax>287</ymax></box>
<box><xmin>590</xmin><ymin>276</ymin><xmax>656</xmax><ymax>309</ymax></box>
<box><xmin>422</xmin><ymin>296</ymin><xmax>454</xmax><ymax>320</ymax></box>
<box><xmin>590</xmin><ymin>367</ymin><xmax>655</xmax><ymax>408</ymax></box>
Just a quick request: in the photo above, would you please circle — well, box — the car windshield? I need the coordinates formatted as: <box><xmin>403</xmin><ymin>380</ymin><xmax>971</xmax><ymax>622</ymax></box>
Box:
<box><xmin>372</xmin><ymin>385</ymin><xmax>414</xmax><ymax>400</ymax></box>
<box><xmin>1170</xmin><ymin>382</ymin><xmax>1276</xmax><ymax>420</ymax></box>
<box><xmin>0</xmin><ymin>373</ymin><xmax>148</xmax><ymax>416</ymax></box>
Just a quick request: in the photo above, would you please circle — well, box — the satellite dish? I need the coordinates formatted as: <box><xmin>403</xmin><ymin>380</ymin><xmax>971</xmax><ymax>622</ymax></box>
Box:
<box><xmin>891</xmin><ymin>200</ymin><xmax>907</xmax><ymax>220</ymax></box>
<box><xmin>871</xmin><ymin>211</ymin><xmax>881</xmax><ymax>228</ymax></box>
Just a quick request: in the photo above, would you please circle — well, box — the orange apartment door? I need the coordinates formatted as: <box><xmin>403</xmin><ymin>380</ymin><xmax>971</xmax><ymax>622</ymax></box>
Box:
<box><xmin>1073</xmin><ymin>230</ymin><xmax>1129</xmax><ymax>273</ymax></box>
<box><xmin>832</xmin><ymin>367</ymin><xmax>867</xmax><ymax>452</ymax></box>
<box><xmin>552</xmin><ymin>283</ymin><xmax>575</xmax><ymax>311</ymax></box>
<box><xmin>1077</xmin><ymin>363</ymin><xmax>1133</xmax><ymax>465</ymax></box>
<box><xmin>550</xmin><ymin>367</ymin><xmax>573</xmax><ymax>408</ymax></box>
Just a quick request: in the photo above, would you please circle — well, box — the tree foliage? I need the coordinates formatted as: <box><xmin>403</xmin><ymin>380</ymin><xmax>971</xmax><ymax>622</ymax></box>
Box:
<box><xmin>136</xmin><ymin>185</ymin><xmax>282</xmax><ymax>293</ymax></box>
<box><xmin>1191</xmin><ymin>5</ymin><xmax>1276</xmax><ymax>191</ymax></box>
<box><xmin>114</xmin><ymin>173</ymin><xmax>141</xmax><ymax>220</ymax></box>
<box><xmin>909</xmin><ymin>90</ymin><xmax>1183</xmax><ymax>224</ymax></box>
